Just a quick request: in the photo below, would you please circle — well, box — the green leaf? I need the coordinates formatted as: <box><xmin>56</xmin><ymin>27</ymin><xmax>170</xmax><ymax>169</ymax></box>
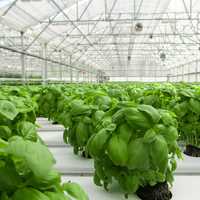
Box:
<box><xmin>127</xmin><ymin>138</ymin><xmax>150</xmax><ymax>170</ymax></box>
<box><xmin>142</xmin><ymin>95</ymin><xmax>159</xmax><ymax>106</ymax></box>
<box><xmin>189</xmin><ymin>98</ymin><xmax>200</xmax><ymax>114</ymax></box>
<box><xmin>124</xmin><ymin>108</ymin><xmax>152</xmax><ymax>129</ymax></box>
<box><xmin>17</xmin><ymin>121</ymin><xmax>37</xmax><ymax>141</ymax></box>
<box><xmin>0</xmin><ymin>100</ymin><xmax>18</xmax><ymax>120</ymax></box>
<box><xmin>151</xmin><ymin>135</ymin><xmax>168</xmax><ymax>173</ymax></box>
<box><xmin>157</xmin><ymin>126</ymin><xmax>178</xmax><ymax>143</ymax></box>
<box><xmin>173</xmin><ymin>101</ymin><xmax>188</xmax><ymax>117</ymax></box>
<box><xmin>107</xmin><ymin>135</ymin><xmax>128</xmax><ymax>166</ymax></box>
<box><xmin>71</xmin><ymin>101</ymin><xmax>91</xmax><ymax>116</ymax></box>
<box><xmin>27</xmin><ymin>169</ymin><xmax>61</xmax><ymax>190</ymax></box>
<box><xmin>6</xmin><ymin>137</ymin><xmax>55</xmax><ymax>179</ymax></box>
<box><xmin>0</xmin><ymin>193</ymin><xmax>10</xmax><ymax>200</ymax></box>
<box><xmin>0</xmin><ymin>138</ymin><xmax>8</xmax><ymax>148</ymax></box>
<box><xmin>95</xmin><ymin>95</ymin><xmax>112</xmax><ymax>111</ymax></box>
<box><xmin>0</xmin><ymin>164</ymin><xmax>22</xmax><ymax>192</ymax></box>
<box><xmin>9</xmin><ymin>97</ymin><xmax>32</xmax><ymax>114</ymax></box>
<box><xmin>63</xmin><ymin>182</ymin><xmax>89</xmax><ymax>200</ymax></box>
<box><xmin>117</xmin><ymin>123</ymin><xmax>132</xmax><ymax>143</ymax></box>
<box><xmin>12</xmin><ymin>188</ymin><xmax>49</xmax><ymax>200</ymax></box>
<box><xmin>170</xmin><ymin>159</ymin><xmax>177</xmax><ymax>171</ymax></box>
<box><xmin>138</xmin><ymin>104</ymin><xmax>161</xmax><ymax>124</ymax></box>
<box><xmin>0</xmin><ymin>126</ymin><xmax>12</xmax><ymax>140</ymax></box>
<box><xmin>179</xmin><ymin>90</ymin><xmax>194</xmax><ymax>98</ymax></box>
<box><xmin>63</xmin><ymin>128</ymin><xmax>69</xmax><ymax>144</ymax></box>
<box><xmin>58</xmin><ymin>112</ymin><xmax>72</xmax><ymax>128</ymax></box>
<box><xmin>112</xmin><ymin>108</ymin><xmax>125</xmax><ymax>124</ymax></box>
<box><xmin>118</xmin><ymin>174</ymin><xmax>139</xmax><ymax>194</ymax></box>
<box><xmin>92</xmin><ymin>110</ymin><xmax>105</xmax><ymax>125</ymax></box>
<box><xmin>143</xmin><ymin>129</ymin><xmax>157</xmax><ymax>143</ymax></box>
<box><xmin>87</xmin><ymin>129</ymin><xmax>110</xmax><ymax>158</ymax></box>
<box><xmin>45</xmin><ymin>192</ymin><xmax>70</xmax><ymax>200</ymax></box>
<box><xmin>93</xmin><ymin>172</ymin><xmax>102</xmax><ymax>186</ymax></box>
<box><xmin>94</xmin><ymin>160</ymin><xmax>108</xmax><ymax>183</ymax></box>
<box><xmin>76</xmin><ymin>121</ymin><xmax>89</xmax><ymax>147</ymax></box>
<box><xmin>160</xmin><ymin>110</ymin><xmax>177</xmax><ymax>126</ymax></box>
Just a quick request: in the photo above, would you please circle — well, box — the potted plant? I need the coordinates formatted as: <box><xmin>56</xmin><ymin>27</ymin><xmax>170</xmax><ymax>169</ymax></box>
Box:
<box><xmin>87</xmin><ymin>104</ymin><xmax>181</xmax><ymax>200</ymax></box>
<box><xmin>173</xmin><ymin>89</ymin><xmax>200</xmax><ymax>157</ymax></box>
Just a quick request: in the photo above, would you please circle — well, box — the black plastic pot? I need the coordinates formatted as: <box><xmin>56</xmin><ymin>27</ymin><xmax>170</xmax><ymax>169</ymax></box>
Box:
<box><xmin>136</xmin><ymin>182</ymin><xmax>172</xmax><ymax>200</ymax></box>
<box><xmin>184</xmin><ymin>145</ymin><xmax>200</xmax><ymax>157</ymax></box>
<box><xmin>52</xmin><ymin>121</ymin><xmax>59</xmax><ymax>125</ymax></box>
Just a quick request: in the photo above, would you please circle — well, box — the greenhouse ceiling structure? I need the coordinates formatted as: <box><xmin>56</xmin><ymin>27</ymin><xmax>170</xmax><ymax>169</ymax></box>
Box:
<box><xmin>0</xmin><ymin>0</ymin><xmax>200</xmax><ymax>82</ymax></box>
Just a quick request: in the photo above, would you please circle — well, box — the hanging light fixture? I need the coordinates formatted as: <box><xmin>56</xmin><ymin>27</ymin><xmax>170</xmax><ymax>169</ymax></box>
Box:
<box><xmin>149</xmin><ymin>34</ymin><xmax>153</xmax><ymax>39</ymax></box>
<box><xmin>135</xmin><ymin>22</ymin><xmax>143</xmax><ymax>32</ymax></box>
<box><xmin>160</xmin><ymin>52</ymin><xmax>166</xmax><ymax>61</ymax></box>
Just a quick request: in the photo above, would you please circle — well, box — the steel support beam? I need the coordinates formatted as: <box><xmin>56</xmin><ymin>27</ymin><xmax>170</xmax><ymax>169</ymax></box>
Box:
<box><xmin>108</xmin><ymin>0</ymin><xmax>118</xmax><ymax>19</ymax></box>
<box><xmin>105</xmin><ymin>75</ymin><xmax>167</xmax><ymax>77</ymax></box>
<box><xmin>76</xmin><ymin>42</ymin><xmax>199</xmax><ymax>45</ymax></box>
<box><xmin>41</xmin><ymin>17</ymin><xmax>200</xmax><ymax>24</ymax></box>
<box><xmin>79</xmin><ymin>0</ymin><xmax>93</xmax><ymax>20</ymax></box>
<box><xmin>76</xmin><ymin>0</ymin><xmax>79</xmax><ymax>20</ymax></box>
<box><xmin>25</xmin><ymin>13</ymin><xmax>59</xmax><ymax>51</ymax></box>
<box><xmin>104</xmin><ymin>0</ymin><xmax>108</xmax><ymax>19</ymax></box>
<box><xmin>50</xmin><ymin>0</ymin><xmax>111</xmax><ymax>68</ymax></box>
<box><xmin>64</xmin><ymin>33</ymin><xmax>200</xmax><ymax>38</ymax></box>
<box><xmin>1</xmin><ymin>0</ymin><xmax>18</xmax><ymax>16</ymax></box>
<box><xmin>71</xmin><ymin>15</ymin><xmax>105</xmax><ymax>65</ymax></box>
<box><xmin>86</xmin><ymin>48</ymin><xmax>198</xmax><ymax>51</ymax></box>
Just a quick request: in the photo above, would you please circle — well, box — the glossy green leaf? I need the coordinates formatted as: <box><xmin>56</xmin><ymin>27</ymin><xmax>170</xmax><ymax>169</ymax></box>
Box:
<box><xmin>127</xmin><ymin>138</ymin><xmax>150</xmax><ymax>170</ymax></box>
<box><xmin>0</xmin><ymin>100</ymin><xmax>18</xmax><ymax>120</ymax></box>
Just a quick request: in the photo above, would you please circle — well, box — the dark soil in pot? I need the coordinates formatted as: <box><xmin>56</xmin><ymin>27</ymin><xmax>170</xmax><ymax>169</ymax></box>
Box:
<box><xmin>136</xmin><ymin>182</ymin><xmax>172</xmax><ymax>200</ymax></box>
<box><xmin>184</xmin><ymin>145</ymin><xmax>200</xmax><ymax>157</ymax></box>
<box><xmin>52</xmin><ymin>121</ymin><xmax>59</xmax><ymax>125</ymax></box>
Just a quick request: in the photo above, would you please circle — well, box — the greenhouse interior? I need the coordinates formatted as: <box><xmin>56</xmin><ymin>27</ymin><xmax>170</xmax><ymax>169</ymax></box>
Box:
<box><xmin>0</xmin><ymin>0</ymin><xmax>200</xmax><ymax>200</ymax></box>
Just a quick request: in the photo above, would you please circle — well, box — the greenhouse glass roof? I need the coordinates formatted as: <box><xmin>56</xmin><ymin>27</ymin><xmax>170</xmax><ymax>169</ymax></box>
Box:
<box><xmin>0</xmin><ymin>0</ymin><xmax>200</xmax><ymax>79</ymax></box>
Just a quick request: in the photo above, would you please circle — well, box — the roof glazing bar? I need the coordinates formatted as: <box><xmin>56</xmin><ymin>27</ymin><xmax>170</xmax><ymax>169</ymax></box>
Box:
<box><xmin>25</xmin><ymin>13</ymin><xmax>60</xmax><ymax>51</ymax></box>
<box><xmin>1</xmin><ymin>0</ymin><xmax>18</xmax><ymax>16</ymax></box>
<box><xmin>50</xmin><ymin>0</ymin><xmax>111</xmax><ymax>68</ymax></box>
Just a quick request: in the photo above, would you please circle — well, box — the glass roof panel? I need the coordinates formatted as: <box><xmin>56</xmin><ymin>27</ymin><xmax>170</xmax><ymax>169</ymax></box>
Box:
<box><xmin>1</xmin><ymin>0</ymin><xmax>200</xmax><ymax>78</ymax></box>
<box><xmin>0</xmin><ymin>0</ymin><xmax>14</xmax><ymax>8</ymax></box>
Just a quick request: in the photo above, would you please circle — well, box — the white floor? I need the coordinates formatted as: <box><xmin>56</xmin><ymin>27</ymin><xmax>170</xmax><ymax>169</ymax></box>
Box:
<box><xmin>37</xmin><ymin>118</ymin><xmax>200</xmax><ymax>200</ymax></box>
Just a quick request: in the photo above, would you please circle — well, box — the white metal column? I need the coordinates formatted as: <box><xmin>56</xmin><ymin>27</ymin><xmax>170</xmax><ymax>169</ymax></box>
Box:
<box><xmin>187</xmin><ymin>65</ymin><xmax>190</xmax><ymax>82</ymax></box>
<box><xmin>59</xmin><ymin>50</ymin><xmax>62</xmax><ymax>81</ymax></box>
<box><xmin>20</xmin><ymin>31</ymin><xmax>25</xmax><ymax>83</ymax></box>
<box><xmin>69</xmin><ymin>56</ymin><xmax>73</xmax><ymax>83</ymax></box>
<box><xmin>82</xmin><ymin>72</ymin><xmax>84</xmax><ymax>82</ymax></box>
<box><xmin>43</xmin><ymin>43</ymin><xmax>48</xmax><ymax>84</ymax></box>
<box><xmin>182</xmin><ymin>65</ymin><xmax>184</xmax><ymax>81</ymax></box>
<box><xmin>90</xmin><ymin>68</ymin><xmax>92</xmax><ymax>83</ymax></box>
<box><xmin>76</xmin><ymin>70</ymin><xmax>79</xmax><ymax>83</ymax></box>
